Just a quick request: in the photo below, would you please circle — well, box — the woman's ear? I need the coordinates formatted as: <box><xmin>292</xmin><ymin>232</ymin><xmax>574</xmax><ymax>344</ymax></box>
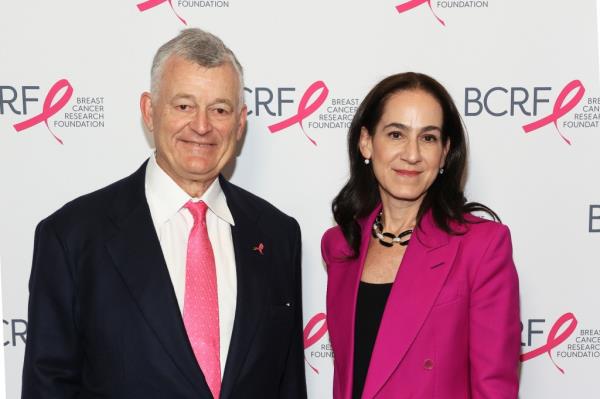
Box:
<box><xmin>359</xmin><ymin>127</ymin><xmax>373</xmax><ymax>160</ymax></box>
<box><xmin>441</xmin><ymin>138</ymin><xmax>450</xmax><ymax>167</ymax></box>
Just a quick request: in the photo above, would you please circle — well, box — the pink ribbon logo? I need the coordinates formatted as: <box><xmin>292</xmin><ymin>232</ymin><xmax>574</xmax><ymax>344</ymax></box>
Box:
<box><xmin>522</xmin><ymin>80</ymin><xmax>585</xmax><ymax>145</ymax></box>
<box><xmin>303</xmin><ymin>313</ymin><xmax>328</xmax><ymax>374</ymax></box>
<box><xmin>13</xmin><ymin>79</ymin><xmax>73</xmax><ymax>145</ymax></box>
<box><xmin>268</xmin><ymin>80</ymin><xmax>329</xmax><ymax>146</ymax></box>
<box><xmin>137</xmin><ymin>0</ymin><xmax>187</xmax><ymax>25</ymax></box>
<box><xmin>520</xmin><ymin>312</ymin><xmax>578</xmax><ymax>374</ymax></box>
<box><xmin>396</xmin><ymin>0</ymin><xmax>445</xmax><ymax>26</ymax></box>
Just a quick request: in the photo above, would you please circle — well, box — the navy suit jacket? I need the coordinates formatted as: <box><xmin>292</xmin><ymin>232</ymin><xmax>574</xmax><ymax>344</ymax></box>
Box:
<box><xmin>22</xmin><ymin>161</ymin><xmax>307</xmax><ymax>398</ymax></box>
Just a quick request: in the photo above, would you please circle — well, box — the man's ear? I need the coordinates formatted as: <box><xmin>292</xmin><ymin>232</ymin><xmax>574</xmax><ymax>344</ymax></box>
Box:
<box><xmin>140</xmin><ymin>92</ymin><xmax>154</xmax><ymax>132</ymax></box>
<box><xmin>236</xmin><ymin>104</ymin><xmax>248</xmax><ymax>141</ymax></box>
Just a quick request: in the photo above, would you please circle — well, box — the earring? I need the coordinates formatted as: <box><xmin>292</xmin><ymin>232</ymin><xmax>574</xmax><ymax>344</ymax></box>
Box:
<box><xmin>439</xmin><ymin>167</ymin><xmax>445</xmax><ymax>175</ymax></box>
<box><xmin>364</xmin><ymin>158</ymin><xmax>370</xmax><ymax>165</ymax></box>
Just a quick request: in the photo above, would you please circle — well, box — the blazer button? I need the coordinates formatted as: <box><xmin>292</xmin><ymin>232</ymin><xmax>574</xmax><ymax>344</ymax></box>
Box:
<box><xmin>423</xmin><ymin>359</ymin><xmax>434</xmax><ymax>370</ymax></box>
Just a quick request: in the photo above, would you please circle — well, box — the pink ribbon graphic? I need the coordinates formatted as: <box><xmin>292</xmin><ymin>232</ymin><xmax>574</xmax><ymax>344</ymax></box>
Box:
<box><xmin>520</xmin><ymin>312</ymin><xmax>578</xmax><ymax>374</ymax></box>
<box><xmin>13</xmin><ymin>79</ymin><xmax>73</xmax><ymax>145</ymax></box>
<box><xmin>522</xmin><ymin>80</ymin><xmax>585</xmax><ymax>145</ymax></box>
<box><xmin>396</xmin><ymin>0</ymin><xmax>445</xmax><ymax>26</ymax></box>
<box><xmin>137</xmin><ymin>0</ymin><xmax>187</xmax><ymax>25</ymax></box>
<box><xmin>268</xmin><ymin>80</ymin><xmax>329</xmax><ymax>146</ymax></box>
<box><xmin>303</xmin><ymin>313</ymin><xmax>328</xmax><ymax>374</ymax></box>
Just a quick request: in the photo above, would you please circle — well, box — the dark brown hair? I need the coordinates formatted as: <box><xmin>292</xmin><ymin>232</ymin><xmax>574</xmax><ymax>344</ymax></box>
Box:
<box><xmin>332</xmin><ymin>72</ymin><xmax>497</xmax><ymax>257</ymax></box>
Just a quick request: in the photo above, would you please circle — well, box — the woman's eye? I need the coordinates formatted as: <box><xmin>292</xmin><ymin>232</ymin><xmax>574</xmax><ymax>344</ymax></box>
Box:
<box><xmin>388</xmin><ymin>131</ymin><xmax>402</xmax><ymax>139</ymax></box>
<box><xmin>422</xmin><ymin>134</ymin><xmax>438</xmax><ymax>142</ymax></box>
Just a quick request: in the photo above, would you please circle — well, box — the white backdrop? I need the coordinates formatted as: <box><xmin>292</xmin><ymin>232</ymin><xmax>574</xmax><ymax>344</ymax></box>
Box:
<box><xmin>2</xmin><ymin>1</ymin><xmax>600</xmax><ymax>397</ymax></box>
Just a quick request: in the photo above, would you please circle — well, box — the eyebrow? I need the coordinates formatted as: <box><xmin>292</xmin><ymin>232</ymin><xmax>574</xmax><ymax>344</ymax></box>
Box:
<box><xmin>172</xmin><ymin>94</ymin><xmax>195</xmax><ymax>101</ymax></box>
<box><xmin>211</xmin><ymin>98</ymin><xmax>235</xmax><ymax>108</ymax></box>
<box><xmin>383</xmin><ymin>122</ymin><xmax>441</xmax><ymax>133</ymax></box>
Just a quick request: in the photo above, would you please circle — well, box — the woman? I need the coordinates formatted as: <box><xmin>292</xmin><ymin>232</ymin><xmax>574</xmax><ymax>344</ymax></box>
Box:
<box><xmin>322</xmin><ymin>72</ymin><xmax>520</xmax><ymax>399</ymax></box>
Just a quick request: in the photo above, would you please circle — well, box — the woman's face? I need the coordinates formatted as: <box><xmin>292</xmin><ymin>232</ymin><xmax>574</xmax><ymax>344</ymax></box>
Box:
<box><xmin>359</xmin><ymin>89</ymin><xmax>449</xmax><ymax>208</ymax></box>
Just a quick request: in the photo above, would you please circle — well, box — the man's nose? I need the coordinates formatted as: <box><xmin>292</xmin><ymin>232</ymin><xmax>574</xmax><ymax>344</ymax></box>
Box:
<box><xmin>190</xmin><ymin>109</ymin><xmax>211</xmax><ymax>134</ymax></box>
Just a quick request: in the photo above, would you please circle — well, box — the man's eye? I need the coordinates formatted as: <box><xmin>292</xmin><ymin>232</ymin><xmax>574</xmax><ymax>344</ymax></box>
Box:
<box><xmin>388</xmin><ymin>131</ymin><xmax>402</xmax><ymax>139</ymax></box>
<box><xmin>177</xmin><ymin>104</ymin><xmax>191</xmax><ymax>111</ymax></box>
<box><xmin>213</xmin><ymin>107</ymin><xmax>230</xmax><ymax>115</ymax></box>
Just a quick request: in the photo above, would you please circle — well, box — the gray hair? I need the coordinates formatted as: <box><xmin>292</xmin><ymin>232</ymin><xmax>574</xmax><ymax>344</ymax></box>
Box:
<box><xmin>150</xmin><ymin>28</ymin><xmax>245</xmax><ymax>106</ymax></box>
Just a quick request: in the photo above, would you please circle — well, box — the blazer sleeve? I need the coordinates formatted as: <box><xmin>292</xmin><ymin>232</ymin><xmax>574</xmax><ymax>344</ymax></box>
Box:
<box><xmin>22</xmin><ymin>219</ymin><xmax>83</xmax><ymax>398</ymax></box>
<box><xmin>278</xmin><ymin>218</ymin><xmax>308</xmax><ymax>398</ymax></box>
<box><xmin>469</xmin><ymin>224</ymin><xmax>520</xmax><ymax>399</ymax></box>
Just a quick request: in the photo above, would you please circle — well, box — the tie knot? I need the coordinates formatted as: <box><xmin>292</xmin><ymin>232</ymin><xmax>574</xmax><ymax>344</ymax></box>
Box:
<box><xmin>185</xmin><ymin>200</ymin><xmax>208</xmax><ymax>226</ymax></box>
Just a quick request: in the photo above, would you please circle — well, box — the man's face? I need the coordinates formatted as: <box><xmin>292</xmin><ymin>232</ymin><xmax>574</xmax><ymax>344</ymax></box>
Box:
<box><xmin>141</xmin><ymin>55</ymin><xmax>246</xmax><ymax>193</ymax></box>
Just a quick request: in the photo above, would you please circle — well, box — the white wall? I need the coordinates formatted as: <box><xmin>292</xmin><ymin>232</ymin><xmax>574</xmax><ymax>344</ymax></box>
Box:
<box><xmin>2</xmin><ymin>0</ymin><xmax>600</xmax><ymax>397</ymax></box>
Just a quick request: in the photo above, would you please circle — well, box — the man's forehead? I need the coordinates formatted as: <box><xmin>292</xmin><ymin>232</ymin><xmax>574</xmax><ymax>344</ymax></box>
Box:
<box><xmin>162</xmin><ymin>55</ymin><xmax>235</xmax><ymax>75</ymax></box>
<box><xmin>160</xmin><ymin>59</ymin><xmax>237</xmax><ymax>84</ymax></box>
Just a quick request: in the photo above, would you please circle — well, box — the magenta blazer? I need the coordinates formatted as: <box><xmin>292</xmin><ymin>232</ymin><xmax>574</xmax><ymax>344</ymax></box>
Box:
<box><xmin>322</xmin><ymin>206</ymin><xmax>520</xmax><ymax>399</ymax></box>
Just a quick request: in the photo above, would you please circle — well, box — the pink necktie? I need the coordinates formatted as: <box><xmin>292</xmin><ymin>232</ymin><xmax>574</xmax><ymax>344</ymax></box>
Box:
<box><xmin>184</xmin><ymin>200</ymin><xmax>221</xmax><ymax>399</ymax></box>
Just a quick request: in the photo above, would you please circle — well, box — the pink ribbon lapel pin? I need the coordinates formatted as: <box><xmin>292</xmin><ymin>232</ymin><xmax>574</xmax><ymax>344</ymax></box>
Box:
<box><xmin>253</xmin><ymin>243</ymin><xmax>265</xmax><ymax>255</ymax></box>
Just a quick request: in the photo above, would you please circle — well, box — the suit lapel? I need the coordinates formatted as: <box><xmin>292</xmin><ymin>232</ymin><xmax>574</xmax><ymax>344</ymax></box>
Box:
<box><xmin>219</xmin><ymin>177</ymin><xmax>270</xmax><ymax>399</ymax></box>
<box><xmin>361</xmin><ymin>211</ymin><xmax>460</xmax><ymax>399</ymax></box>
<box><xmin>104</xmin><ymin>162</ymin><xmax>210</xmax><ymax>396</ymax></box>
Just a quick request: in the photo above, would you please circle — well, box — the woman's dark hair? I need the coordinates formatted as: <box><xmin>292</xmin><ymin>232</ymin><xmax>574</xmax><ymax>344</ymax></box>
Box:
<box><xmin>332</xmin><ymin>72</ymin><xmax>498</xmax><ymax>257</ymax></box>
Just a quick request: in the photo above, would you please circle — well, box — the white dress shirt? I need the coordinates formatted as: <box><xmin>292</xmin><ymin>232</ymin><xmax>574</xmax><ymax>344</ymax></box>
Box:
<box><xmin>145</xmin><ymin>154</ymin><xmax>237</xmax><ymax>377</ymax></box>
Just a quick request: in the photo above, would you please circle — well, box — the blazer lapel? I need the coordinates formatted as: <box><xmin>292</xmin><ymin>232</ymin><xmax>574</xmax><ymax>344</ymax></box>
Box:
<box><xmin>219</xmin><ymin>177</ymin><xmax>270</xmax><ymax>399</ymax></box>
<box><xmin>362</xmin><ymin>211</ymin><xmax>460</xmax><ymax>399</ymax></box>
<box><xmin>104</xmin><ymin>162</ymin><xmax>210</xmax><ymax>396</ymax></box>
<box><xmin>332</xmin><ymin>207</ymin><xmax>381</xmax><ymax>399</ymax></box>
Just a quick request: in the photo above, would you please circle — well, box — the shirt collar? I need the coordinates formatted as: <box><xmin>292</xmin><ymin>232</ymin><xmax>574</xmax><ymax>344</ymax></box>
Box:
<box><xmin>145</xmin><ymin>153</ymin><xmax>235</xmax><ymax>226</ymax></box>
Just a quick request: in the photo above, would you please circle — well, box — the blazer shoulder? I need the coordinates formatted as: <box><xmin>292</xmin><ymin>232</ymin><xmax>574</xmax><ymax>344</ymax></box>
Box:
<box><xmin>321</xmin><ymin>225</ymin><xmax>344</xmax><ymax>249</ymax></box>
<box><xmin>321</xmin><ymin>225</ymin><xmax>352</xmax><ymax>266</ymax></box>
<box><xmin>454</xmin><ymin>214</ymin><xmax>513</xmax><ymax>262</ymax></box>
<box><xmin>461</xmin><ymin>213</ymin><xmax>510</xmax><ymax>239</ymax></box>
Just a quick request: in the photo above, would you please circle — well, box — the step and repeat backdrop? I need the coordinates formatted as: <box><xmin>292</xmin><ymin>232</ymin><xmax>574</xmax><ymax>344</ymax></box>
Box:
<box><xmin>1</xmin><ymin>1</ymin><xmax>600</xmax><ymax>397</ymax></box>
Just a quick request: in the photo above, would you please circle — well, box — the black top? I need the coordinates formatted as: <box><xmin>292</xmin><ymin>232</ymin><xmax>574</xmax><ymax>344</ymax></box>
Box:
<box><xmin>353</xmin><ymin>281</ymin><xmax>393</xmax><ymax>399</ymax></box>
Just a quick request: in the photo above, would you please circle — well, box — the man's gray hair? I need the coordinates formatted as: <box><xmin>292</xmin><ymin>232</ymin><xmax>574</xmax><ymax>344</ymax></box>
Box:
<box><xmin>150</xmin><ymin>28</ymin><xmax>245</xmax><ymax>106</ymax></box>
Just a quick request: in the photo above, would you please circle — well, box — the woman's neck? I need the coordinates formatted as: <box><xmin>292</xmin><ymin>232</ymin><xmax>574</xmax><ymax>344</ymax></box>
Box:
<box><xmin>379</xmin><ymin>196</ymin><xmax>422</xmax><ymax>234</ymax></box>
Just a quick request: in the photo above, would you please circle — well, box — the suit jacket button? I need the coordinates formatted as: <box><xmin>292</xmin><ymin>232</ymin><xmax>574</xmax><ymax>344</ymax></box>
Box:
<box><xmin>423</xmin><ymin>359</ymin><xmax>434</xmax><ymax>370</ymax></box>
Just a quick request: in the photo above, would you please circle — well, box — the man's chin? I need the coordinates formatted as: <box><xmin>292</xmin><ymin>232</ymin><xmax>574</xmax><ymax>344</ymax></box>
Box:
<box><xmin>182</xmin><ymin>168</ymin><xmax>220</xmax><ymax>183</ymax></box>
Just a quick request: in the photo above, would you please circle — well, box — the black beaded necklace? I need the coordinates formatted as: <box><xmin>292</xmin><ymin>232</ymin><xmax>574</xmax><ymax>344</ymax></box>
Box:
<box><xmin>371</xmin><ymin>210</ymin><xmax>413</xmax><ymax>247</ymax></box>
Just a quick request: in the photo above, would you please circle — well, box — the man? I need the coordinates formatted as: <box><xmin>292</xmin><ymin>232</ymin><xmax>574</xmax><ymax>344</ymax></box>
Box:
<box><xmin>22</xmin><ymin>28</ymin><xmax>307</xmax><ymax>399</ymax></box>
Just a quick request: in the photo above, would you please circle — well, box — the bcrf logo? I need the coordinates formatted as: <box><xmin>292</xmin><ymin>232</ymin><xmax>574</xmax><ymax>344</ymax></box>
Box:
<box><xmin>245</xmin><ymin>81</ymin><xmax>329</xmax><ymax>146</ymax></box>
<box><xmin>396</xmin><ymin>0</ymin><xmax>446</xmax><ymax>26</ymax></box>
<box><xmin>521</xmin><ymin>313</ymin><xmax>577</xmax><ymax>374</ymax></box>
<box><xmin>137</xmin><ymin>0</ymin><xmax>187</xmax><ymax>24</ymax></box>
<box><xmin>3</xmin><ymin>79</ymin><xmax>74</xmax><ymax>144</ymax></box>
<box><xmin>303</xmin><ymin>313</ymin><xmax>328</xmax><ymax>374</ymax></box>
<box><xmin>464</xmin><ymin>80</ymin><xmax>585</xmax><ymax>145</ymax></box>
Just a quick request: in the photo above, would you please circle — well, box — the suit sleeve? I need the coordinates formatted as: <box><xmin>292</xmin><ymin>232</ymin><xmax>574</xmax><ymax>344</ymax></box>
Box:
<box><xmin>22</xmin><ymin>219</ymin><xmax>83</xmax><ymax>398</ymax></box>
<box><xmin>469</xmin><ymin>224</ymin><xmax>520</xmax><ymax>399</ymax></box>
<box><xmin>278</xmin><ymin>218</ymin><xmax>308</xmax><ymax>398</ymax></box>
